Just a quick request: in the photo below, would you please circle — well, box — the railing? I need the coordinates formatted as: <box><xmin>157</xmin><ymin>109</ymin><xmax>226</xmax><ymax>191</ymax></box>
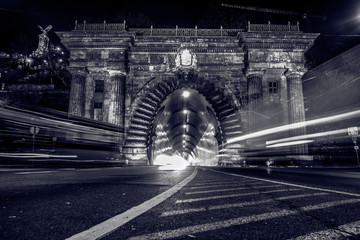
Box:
<box><xmin>248</xmin><ymin>21</ymin><xmax>300</xmax><ymax>32</ymax></box>
<box><xmin>129</xmin><ymin>26</ymin><xmax>242</xmax><ymax>36</ymax></box>
<box><xmin>74</xmin><ymin>20</ymin><xmax>126</xmax><ymax>31</ymax></box>
<box><xmin>73</xmin><ymin>20</ymin><xmax>301</xmax><ymax>34</ymax></box>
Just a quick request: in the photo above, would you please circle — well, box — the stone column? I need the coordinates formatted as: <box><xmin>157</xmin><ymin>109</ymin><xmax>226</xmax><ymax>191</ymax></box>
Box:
<box><xmin>68</xmin><ymin>69</ymin><xmax>87</xmax><ymax>117</ymax></box>
<box><xmin>84</xmin><ymin>74</ymin><xmax>94</xmax><ymax>119</ymax></box>
<box><xmin>107</xmin><ymin>71</ymin><xmax>126</xmax><ymax>127</ymax></box>
<box><xmin>280</xmin><ymin>73</ymin><xmax>289</xmax><ymax>125</ymax></box>
<box><xmin>246</xmin><ymin>71</ymin><xmax>264</xmax><ymax>132</ymax></box>
<box><xmin>286</xmin><ymin>71</ymin><xmax>308</xmax><ymax>155</ymax></box>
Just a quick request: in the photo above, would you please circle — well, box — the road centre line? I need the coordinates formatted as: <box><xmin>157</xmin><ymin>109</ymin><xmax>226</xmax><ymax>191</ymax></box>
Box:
<box><xmin>211</xmin><ymin>169</ymin><xmax>360</xmax><ymax>197</ymax></box>
<box><xmin>162</xmin><ymin>192</ymin><xmax>328</xmax><ymax>217</ymax></box>
<box><xmin>65</xmin><ymin>168</ymin><xmax>198</xmax><ymax>240</ymax></box>
<box><xmin>176</xmin><ymin>188</ymin><xmax>302</xmax><ymax>203</ymax></box>
<box><xmin>186</xmin><ymin>184</ymin><xmax>281</xmax><ymax>195</ymax></box>
<box><xmin>289</xmin><ymin>220</ymin><xmax>360</xmax><ymax>239</ymax></box>
<box><xmin>130</xmin><ymin>198</ymin><xmax>360</xmax><ymax>240</ymax></box>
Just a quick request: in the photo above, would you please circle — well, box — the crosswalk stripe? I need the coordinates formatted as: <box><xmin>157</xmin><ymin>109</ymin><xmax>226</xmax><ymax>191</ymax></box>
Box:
<box><xmin>161</xmin><ymin>193</ymin><xmax>328</xmax><ymax>217</ymax></box>
<box><xmin>176</xmin><ymin>188</ymin><xmax>302</xmax><ymax>203</ymax></box>
<box><xmin>190</xmin><ymin>181</ymin><xmax>267</xmax><ymax>189</ymax></box>
<box><xmin>289</xmin><ymin>220</ymin><xmax>360</xmax><ymax>239</ymax></box>
<box><xmin>186</xmin><ymin>184</ymin><xmax>280</xmax><ymax>195</ymax></box>
<box><xmin>130</xmin><ymin>198</ymin><xmax>360</xmax><ymax>240</ymax></box>
<box><xmin>211</xmin><ymin>169</ymin><xmax>360</xmax><ymax>197</ymax></box>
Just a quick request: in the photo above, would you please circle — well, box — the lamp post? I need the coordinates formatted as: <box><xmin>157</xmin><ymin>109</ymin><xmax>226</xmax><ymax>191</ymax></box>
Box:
<box><xmin>348</xmin><ymin>127</ymin><xmax>359</xmax><ymax>167</ymax></box>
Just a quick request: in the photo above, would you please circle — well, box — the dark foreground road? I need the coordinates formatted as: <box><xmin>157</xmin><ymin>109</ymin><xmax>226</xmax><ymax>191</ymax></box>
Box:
<box><xmin>1</xmin><ymin>166</ymin><xmax>360</xmax><ymax>239</ymax></box>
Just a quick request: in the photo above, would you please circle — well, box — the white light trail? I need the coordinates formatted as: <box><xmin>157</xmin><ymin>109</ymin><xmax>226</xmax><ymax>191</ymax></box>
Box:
<box><xmin>266</xmin><ymin>128</ymin><xmax>349</xmax><ymax>145</ymax></box>
<box><xmin>266</xmin><ymin>140</ymin><xmax>314</xmax><ymax>148</ymax></box>
<box><xmin>226</xmin><ymin>109</ymin><xmax>360</xmax><ymax>144</ymax></box>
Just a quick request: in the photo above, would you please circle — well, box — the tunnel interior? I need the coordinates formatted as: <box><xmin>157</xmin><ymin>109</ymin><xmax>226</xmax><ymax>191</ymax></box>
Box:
<box><xmin>150</xmin><ymin>88</ymin><xmax>219</xmax><ymax>166</ymax></box>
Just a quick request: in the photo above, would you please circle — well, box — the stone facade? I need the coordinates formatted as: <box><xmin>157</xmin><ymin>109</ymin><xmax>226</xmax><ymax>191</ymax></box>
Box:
<box><xmin>57</xmin><ymin>22</ymin><xmax>318</xmax><ymax>165</ymax></box>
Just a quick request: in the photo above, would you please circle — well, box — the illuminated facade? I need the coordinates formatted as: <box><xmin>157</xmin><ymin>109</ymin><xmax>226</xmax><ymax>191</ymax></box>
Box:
<box><xmin>57</xmin><ymin>22</ymin><xmax>319</xmax><ymax>165</ymax></box>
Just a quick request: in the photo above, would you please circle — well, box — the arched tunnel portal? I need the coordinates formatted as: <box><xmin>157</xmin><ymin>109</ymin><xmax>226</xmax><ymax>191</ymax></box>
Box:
<box><xmin>123</xmin><ymin>72</ymin><xmax>244</xmax><ymax>166</ymax></box>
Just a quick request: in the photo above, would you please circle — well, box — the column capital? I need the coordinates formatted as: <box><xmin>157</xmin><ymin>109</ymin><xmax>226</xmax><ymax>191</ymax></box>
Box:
<box><xmin>284</xmin><ymin>69</ymin><xmax>306</xmax><ymax>78</ymax></box>
<box><xmin>244</xmin><ymin>69</ymin><xmax>265</xmax><ymax>78</ymax></box>
<box><xmin>107</xmin><ymin>69</ymin><xmax>127</xmax><ymax>76</ymax></box>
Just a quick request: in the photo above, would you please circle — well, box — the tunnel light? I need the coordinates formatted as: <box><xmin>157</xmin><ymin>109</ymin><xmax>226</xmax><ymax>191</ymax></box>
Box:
<box><xmin>183</xmin><ymin>109</ymin><xmax>189</xmax><ymax>114</ymax></box>
<box><xmin>154</xmin><ymin>154</ymin><xmax>189</xmax><ymax>170</ymax></box>
<box><xmin>182</xmin><ymin>91</ymin><xmax>190</xmax><ymax>98</ymax></box>
<box><xmin>183</xmin><ymin>124</ymin><xmax>187</xmax><ymax>129</ymax></box>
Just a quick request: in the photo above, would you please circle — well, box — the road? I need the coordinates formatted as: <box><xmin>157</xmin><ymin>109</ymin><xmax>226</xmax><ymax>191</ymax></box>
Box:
<box><xmin>1</xmin><ymin>166</ymin><xmax>360</xmax><ymax>239</ymax></box>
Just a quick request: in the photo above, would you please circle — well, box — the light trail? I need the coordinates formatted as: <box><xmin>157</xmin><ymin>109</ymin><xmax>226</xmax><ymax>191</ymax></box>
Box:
<box><xmin>226</xmin><ymin>109</ymin><xmax>360</xmax><ymax>144</ymax></box>
<box><xmin>266</xmin><ymin>128</ymin><xmax>349</xmax><ymax>145</ymax></box>
<box><xmin>266</xmin><ymin>140</ymin><xmax>314</xmax><ymax>148</ymax></box>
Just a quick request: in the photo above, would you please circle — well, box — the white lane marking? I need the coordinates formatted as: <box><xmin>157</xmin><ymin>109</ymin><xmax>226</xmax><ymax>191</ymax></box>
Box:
<box><xmin>211</xmin><ymin>169</ymin><xmax>360</xmax><ymax>197</ymax></box>
<box><xmin>194</xmin><ymin>179</ymin><xmax>257</xmax><ymax>184</ymax></box>
<box><xmin>176</xmin><ymin>188</ymin><xmax>302</xmax><ymax>203</ymax></box>
<box><xmin>186</xmin><ymin>184</ymin><xmax>281</xmax><ymax>195</ymax></box>
<box><xmin>162</xmin><ymin>193</ymin><xmax>329</xmax><ymax>217</ymax></box>
<box><xmin>300</xmin><ymin>198</ymin><xmax>360</xmax><ymax>211</ymax></box>
<box><xmin>65</xmin><ymin>168</ymin><xmax>197</xmax><ymax>240</ymax></box>
<box><xmin>129</xmin><ymin>198</ymin><xmax>360</xmax><ymax>240</ymax></box>
<box><xmin>15</xmin><ymin>171</ymin><xmax>58</xmax><ymax>175</ymax></box>
<box><xmin>290</xmin><ymin>220</ymin><xmax>360</xmax><ymax>240</ymax></box>
<box><xmin>190</xmin><ymin>181</ymin><xmax>266</xmax><ymax>189</ymax></box>
<box><xmin>195</xmin><ymin>179</ymin><xmax>240</xmax><ymax>183</ymax></box>
<box><xmin>276</xmin><ymin>192</ymin><xmax>329</xmax><ymax>200</ymax></box>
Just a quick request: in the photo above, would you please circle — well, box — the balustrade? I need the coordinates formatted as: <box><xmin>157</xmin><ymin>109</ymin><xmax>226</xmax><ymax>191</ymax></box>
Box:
<box><xmin>73</xmin><ymin>20</ymin><xmax>301</xmax><ymax>35</ymax></box>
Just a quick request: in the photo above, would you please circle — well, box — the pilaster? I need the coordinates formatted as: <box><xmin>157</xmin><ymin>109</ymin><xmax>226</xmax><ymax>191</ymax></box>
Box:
<box><xmin>245</xmin><ymin>70</ymin><xmax>264</xmax><ymax>132</ymax></box>
<box><xmin>107</xmin><ymin>70</ymin><xmax>126</xmax><ymax>127</ymax></box>
<box><xmin>68</xmin><ymin>68</ymin><xmax>87</xmax><ymax>117</ymax></box>
<box><xmin>280</xmin><ymin>73</ymin><xmax>289</xmax><ymax>125</ymax></box>
<box><xmin>286</xmin><ymin>71</ymin><xmax>308</xmax><ymax>154</ymax></box>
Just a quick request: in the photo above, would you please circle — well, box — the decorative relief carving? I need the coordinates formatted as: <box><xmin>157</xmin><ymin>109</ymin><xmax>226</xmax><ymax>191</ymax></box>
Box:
<box><xmin>175</xmin><ymin>48</ymin><xmax>197</xmax><ymax>70</ymax></box>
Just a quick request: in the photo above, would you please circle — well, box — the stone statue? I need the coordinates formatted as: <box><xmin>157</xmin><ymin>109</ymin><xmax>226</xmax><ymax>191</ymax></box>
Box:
<box><xmin>35</xmin><ymin>25</ymin><xmax>52</xmax><ymax>57</ymax></box>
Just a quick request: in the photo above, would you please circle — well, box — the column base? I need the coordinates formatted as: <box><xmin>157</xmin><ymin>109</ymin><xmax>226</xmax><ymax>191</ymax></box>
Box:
<box><xmin>122</xmin><ymin>146</ymin><xmax>149</xmax><ymax>166</ymax></box>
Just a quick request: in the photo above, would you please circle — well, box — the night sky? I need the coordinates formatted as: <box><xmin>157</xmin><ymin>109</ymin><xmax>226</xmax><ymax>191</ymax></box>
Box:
<box><xmin>0</xmin><ymin>0</ymin><xmax>360</xmax><ymax>51</ymax></box>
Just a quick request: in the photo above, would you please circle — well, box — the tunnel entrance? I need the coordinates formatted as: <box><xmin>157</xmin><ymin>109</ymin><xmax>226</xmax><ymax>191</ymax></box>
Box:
<box><xmin>150</xmin><ymin>88</ymin><xmax>219</xmax><ymax>166</ymax></box>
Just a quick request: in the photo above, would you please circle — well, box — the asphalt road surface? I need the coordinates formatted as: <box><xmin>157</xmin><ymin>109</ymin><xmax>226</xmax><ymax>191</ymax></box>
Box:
<box><xmin>1</xmin><ymin>165</ymin><xmax>360</xmax><ymax>239</ymax></box>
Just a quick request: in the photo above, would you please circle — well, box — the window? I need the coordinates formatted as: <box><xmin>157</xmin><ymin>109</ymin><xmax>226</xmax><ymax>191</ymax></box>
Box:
<box><xmin>269</xmin><ymin>82</ymin><xmax>278</xmax><ymax>94</ymax></box>
<box><xmin>94</xmin><ymin>102</ymin><xmax>103</xmax><ymax>109</ymax></box>
<box><xmin>95</xmin><ymin>80</ymin><xmax>104</xmax><ymax>93</ymax></box>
